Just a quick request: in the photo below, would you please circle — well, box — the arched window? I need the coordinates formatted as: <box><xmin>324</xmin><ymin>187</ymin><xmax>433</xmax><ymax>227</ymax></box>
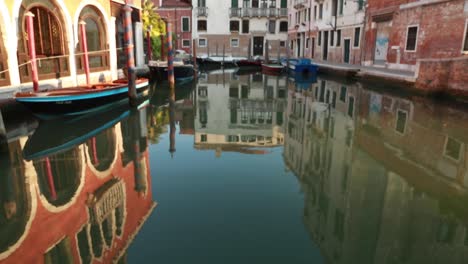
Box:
<box><xmin>77</xmin><ymin>6</ymin><xmax>109</xmax><ymax>72</ymax></box>
<box><xmin>86</xmin><ymin>128</ymin><xmax>116</xmax><ymax>172</ymax></box>
<box><xmin>0</xmin><ymin>28</ymin><xmax>9</xmax><ymax>86</ymax></box>
<box><xmin>17</xmin><ymin>2</ymin><xmax>70</xmax><ymax>82</ymax></box>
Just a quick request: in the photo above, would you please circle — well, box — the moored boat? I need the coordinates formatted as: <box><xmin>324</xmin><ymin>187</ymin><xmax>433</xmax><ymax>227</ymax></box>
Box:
<box><xmin>261</xmin><ymin>63</ymin><xmax>284</xmax><ymax>75</ymax></box>
<box><xmin>282</xmin><ymin>58</ymin><xmax>319</xmax><ymax>75</ymax></box>
<box><xmin>14</xmin><ymin>78</ymin><xmax>149</xmax><ymax>119</ymax></box>
<box><xmin>148</xmin><ymin>60</ymin><xmax>195</xmax><ymax>83</ymax></box>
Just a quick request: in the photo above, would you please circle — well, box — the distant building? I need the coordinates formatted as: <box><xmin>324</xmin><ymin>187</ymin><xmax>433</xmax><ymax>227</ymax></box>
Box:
<box><xmin>192</xmin><ymin>0</ymin><xmax>289</xmax><ymax>59</ymax></box>
<box><xmin>288</xmin><ymin>0</ymin><xmax>365</xmax><ymax>64</ymax></box>
<box><xmin>154</xmin><ymin>0</ymin><xmax>193</xmax><ymax>53</ymax></box>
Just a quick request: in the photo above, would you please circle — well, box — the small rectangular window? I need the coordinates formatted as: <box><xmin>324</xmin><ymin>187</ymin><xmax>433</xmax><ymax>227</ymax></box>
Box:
<box><xmin>336</xmin><ymin>30</ymin><xmax>341</xmax><ymax>47</ymax></box>
<box><xmin>354</xmin><ymin>27</ymin><xmax>360</xmax><ymax>47</ymax></box>
<box><xmin>339</xmin><ymin>86</ymin><xmax>347</xmax><ymax>102</ymax></box>
<box><xmin>319</xmin><ymin>4</ymin><xmax>323</xmax><ymax>19</ymax></box>
<box><xmin>201</xmin><ymin>134</ymin><xmax>207</xmax><ymax>142</ymax></box>
<box><xmin>306</xmin><ymin>38</ymin><xmax>310</xmax><ymax>49</ymax></box>
<box><xmin>348</xmin><ymin>97</ymin><xmax>354</xmax><ymax>117</ymax></box>
<box><xmin>330</xmin><ymin>31</ymin><xmax>335</xmax><ymax>46</ymax></box>
<box><xmin>198</xmin><ymin>20</ymin><xmax>207</xmax><ymax>31</ymax></box>
<box><xmin>182</xmin><ymin>39</ymin><xmax>191</xmax><ymax>47</ymax></box>
<box><xmin>230</xmin><ymin>20</ymin><xmax>240</xmax><ymax>32</ymax></box>
<box><xmin>198</xmin><ymin>38</ymin><xmax>207</xmax><ymax>47</ymax></box>
<box><xmin>231</xmin><ymin>38</ymin><xmax>239</xmax><ymax>47</ymax></box>
<box><xmin>242</xmin><ymin>20</ymin><xmax>249</xmax><ymax>34</ymax></box>
<box><xmin>406</xmin><ymin>26</ymin><xmax>418</xmax><ymax>51</ymax></box>
<box><xmin>280</xmin><ymin>41</ymin><xmax>286</xmax><ymax>47</ymax></box>
<box><xmin>182</xmin><ymin>17</ymin><xmax>190</xmax><ymax>32</ymax></box>
<box><xmin>318</xmin><ymin>31</ymin><xmax>322</xmax><ymax>46</ymax></box>
<box><xmin>444</xmin><ymin>137</ymin><xmax>462</xmax><ymax>161</ymax></box>
<box><xmin>396</xmin><ymin>110</ymin><xmax>407</xmax><ymax>134</ymax></box>
<box><xmin>314</xmin><ymin>6</ymin><xmax>317</xmax><ymax>20</ymax></box>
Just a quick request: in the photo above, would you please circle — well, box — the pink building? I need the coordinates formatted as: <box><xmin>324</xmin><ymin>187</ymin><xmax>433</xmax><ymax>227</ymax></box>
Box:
<box><xmin>155</xmin><ymin>0</ymin><xmax>193</xmax><ymax>53</ymax></box>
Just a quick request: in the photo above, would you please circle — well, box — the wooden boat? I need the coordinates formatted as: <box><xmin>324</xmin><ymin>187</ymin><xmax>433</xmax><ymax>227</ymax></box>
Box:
<box><xmin>236</xmin><ymin>59</ymin><xmax>262</xmax><ymax>68</ymax></box>
<box><xmin>148</xmin><ymin>60</ymin><xmax>195</xmax><ymax>83</ymax></box>
<box><xmin>281</xmin><ymin>58</ymin><xmax>319</xmax><ymax>75</ymax></box>
<box><xmin>22</xmin><ymin>96</ymin><xmax>149</xmax><ymax>160</ymax></box>
<box><xmin>14</xmin><ymin>78</ymin><xmax>149</xmax><ymax>119</ymax></box>
<box><xmin>261</xmin><ymin>63</ymin><xmax>284</xmax><ymax>75</ymax></box>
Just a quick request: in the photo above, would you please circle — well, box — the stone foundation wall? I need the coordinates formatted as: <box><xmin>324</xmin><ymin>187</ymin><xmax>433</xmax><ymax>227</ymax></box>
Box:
<box><xmin>416</xmin><ymin>57</ymin><xmax>468</xmax><ymax>95</ymax></box>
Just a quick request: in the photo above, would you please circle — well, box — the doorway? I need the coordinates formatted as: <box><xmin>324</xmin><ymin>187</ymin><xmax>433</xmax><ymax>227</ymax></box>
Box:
<box><xmin>323</xmin><ymin>31</ymin><xmax>329</xmax><ymax>61</ymax></box>
<box><xmin>374</xmin><ymin>21</ymin><xmax>391</xmax><ymax>65</ymax></box>
<box><xmin>344</xmin><ymin>39</ymin><xmax>351</xmax><ymax>63</ymax></box>
<box><xmin>253</xmin><ymin>37</ymin><xmax>264</xmax><ymax>56</ymax></box>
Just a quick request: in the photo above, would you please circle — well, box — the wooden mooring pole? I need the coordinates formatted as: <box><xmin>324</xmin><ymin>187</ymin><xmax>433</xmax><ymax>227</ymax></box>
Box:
<box><xmin>193</xmin><ymin>39</ymin><xmax>198</xmax><ymax>79</ymax></box>
<box><xmin>25</xmin><ymin>12</ymin><xmax>39</xmax><ymax>92</ymax></box>
<box><xmin>123</xmin><ymin>4</ymin><xmax>137</xmax><ymax>105</ymax></box>
<box><xmin>165</xmin><ymin>20</ymin><xmax>175</xmax><ymax>89</ymax></box>
<box><xmin>79</xmin><ymin>20</ymin><xmax>91</xmax><ymax>86</ymax></box>
<box><xmin>147</xmin><ymin>28</ymin><xmax>152</xmax><ymax>62</ymax></box>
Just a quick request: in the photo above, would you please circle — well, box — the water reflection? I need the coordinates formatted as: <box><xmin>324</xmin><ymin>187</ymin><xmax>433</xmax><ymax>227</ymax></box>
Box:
<box><xmin>0</xmin><ymin>100</ymin><xmax>156</xmax><ymax>263</ymax></box>
<box><xmin>284</xmin><ymin>77</ymin><xmax>468</xmax><ymax>263</ymax></box>
<box><xmin>195</xmin><ymin>69</ymin><xmax>287</xmax><ymax>156</ymax></box>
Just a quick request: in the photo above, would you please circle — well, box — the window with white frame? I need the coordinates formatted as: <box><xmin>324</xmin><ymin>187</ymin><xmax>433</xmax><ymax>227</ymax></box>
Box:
<box><xmin>230</xmin><ymin>20</ymin><xmax>240</xmax><ymax>32</ymax></box>
<box><xmin>279</xmin><ymin>21</ymin><xmax>288</xmax><ymax>32</ymax></box>
<box><xmin>405</xmin><ymin>26</ymin><xmax>418</xmax><ymax>52</ymax></box>
<box><xmin>280</xmin><ymin>41</ymin><xmax>286</xmax><ymax>47</ymax></box>
<box><xmin>182</xmin><ymin>17</ymin><xmax>190</xmax><ymax>32</ymax></box>
<box><xmin>231</xmin><ymin>38</ymin><xmax>239</xmax><ymax>47</ymax></box>
<box><xmin>463</xmin><ymin>20</ymin><xmax>468</xmax><ymax>52</ymax></box>
<box><xmin>268</xmin><ymin>20</ymin><xmax>276</xmax><ymax>33</ymax></box>
<box><xmin>198</xmin><ymin>20</ymin><xmax>207</xmax><ymax>31</ymax></box>
<box><xmin>336</xmin><ymin>30</ymin><xmax>341</xmax><ymax>47</ymax></box>
<box><xmin>182</xmin><ymin>39</ymin><xmax>191</xmax><ymax>47</ymax></box>
<box><xmin>306</xmin><ymin>38</ymin><xmax>310</xmax><ymax>49</ymax></box>
<box><xmin>199</xmin><ymin>38</ymin><xmax>207</xmax><ymax>47</ymax></box>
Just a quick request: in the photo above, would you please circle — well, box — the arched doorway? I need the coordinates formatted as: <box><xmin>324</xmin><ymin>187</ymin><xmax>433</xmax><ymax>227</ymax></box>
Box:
<box><xmin>0</xmin><ymin>26</ymin><xmax>9</xmax><ymax>86</ymax></box>
<box><xmin>0</xmin><ymin>141</ymin><xmax>33</xmax><ymax>256</ymax></box>
<box><xmin>77</xmin><ymin>6</ymin><xmax>109</xmax><ymax>73</ymax></box>
<box><xmin>17</xmin><ymin>1</ymin><xmax>70</xmax><ymax>83</ymax></box>
<box><xmin>33</xmin><ymin>147</ymin><xmax>82</xmax><ymax>207</ymax></box>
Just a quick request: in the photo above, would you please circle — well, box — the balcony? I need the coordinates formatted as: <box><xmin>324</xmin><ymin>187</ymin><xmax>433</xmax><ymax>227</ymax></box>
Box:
<box><xmin>240</xmin><ymin>8</ymin><xmax>284</xmax><ymax>18</ymax></box>
<box><xmin>293</xmin><ymin>0</ymin><xmax>308</xmax><ymax>9</ymax></box>
<box><xmin>196</xmin><ymin>7</ymin><xmax>208</xmax><ymax>17</ymax></box>
<box><xmin>229</xmin><ymin>7</ymin><xmax>242</xmax><ymax>17</ymax></box>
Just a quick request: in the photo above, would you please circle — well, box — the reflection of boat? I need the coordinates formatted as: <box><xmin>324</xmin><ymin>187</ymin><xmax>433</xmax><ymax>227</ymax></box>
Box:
<box><xmin>14</xmin><ymin>79</ymin><xmax>149</xmax><ymax>119</ymax></box>
<box><xmin>261</xmin><ymin>63</ymin><xmax>284</xmax><ymax>75</ymax></box>
<box><xmin>148</xmin><ymin>61</ymin><xmax>195</xmax><ymax>83</ymax></box>
<box><xmin>22</xmin><ymin>96</ymin><xmax>149</xmax><ymax>160</ymax></box>
<box><xmin>236</xmin><ymin>59</ymin><xmax>262</xmax><ymax>68</ymax></box>
<box><xmin>196</xmin><ymin>55</ymin><xmax>239</xmax><ymax>68</ymax></box>
<box><xmin>289</xmin><ymin>72</ymin><xmax>318</xmax><ymax>90</ymax></box>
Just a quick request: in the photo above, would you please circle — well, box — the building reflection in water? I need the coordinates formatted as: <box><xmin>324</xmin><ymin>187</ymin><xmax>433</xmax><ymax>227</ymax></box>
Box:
<box><xmin>0</xmin><ymin>105</ymin><xmax>156</xmax><ymax>263</ymax></box>
<box><xmin>284</xmin><ymin>77</ymin><xmax>468</xmax><ymax>263</ymax></box>
<box><xmin>194</xmin><ymin>69</ymin><xmax>287</xmax><ymax>156</ymax></box>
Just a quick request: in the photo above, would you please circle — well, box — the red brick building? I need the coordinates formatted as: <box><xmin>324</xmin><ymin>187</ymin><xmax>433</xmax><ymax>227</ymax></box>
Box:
<box><xmin>363</xmin><ymin>0</ymin><xmax>468</xmax><ymax>72</ymax></box>
<box><xmin>154</xmin><ymin>0</ymin><xmax>193</xmax><ymax>53</ymax></box>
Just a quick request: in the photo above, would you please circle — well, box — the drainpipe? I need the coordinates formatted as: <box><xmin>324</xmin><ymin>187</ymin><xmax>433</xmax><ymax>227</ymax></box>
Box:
<box><xmin>79</xmin><ymin>20</ymin><xmax>91</xmax><ymax>86</ymax></box>
<box><xmin>25</xmin><ymin>12</ymin><xmax>39</xmax><ymax>92</ymax></box>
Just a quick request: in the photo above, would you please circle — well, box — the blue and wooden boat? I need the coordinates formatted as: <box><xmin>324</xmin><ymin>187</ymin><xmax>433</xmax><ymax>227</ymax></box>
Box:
<box><xmin>14</xmin><ymin>78</ymin><xmax>149</xmax><ymax>119</ymax></box>
<box><xmin>282</xmin><ymin>58</ymin><xmax>319</xmax><ymax>75</ymax></box>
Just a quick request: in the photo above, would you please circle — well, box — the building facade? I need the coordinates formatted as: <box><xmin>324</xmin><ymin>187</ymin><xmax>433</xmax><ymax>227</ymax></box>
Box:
<box><xmin>155</xmin><ymin>0</ymin><xmax>193</xmax><ymax>53</ymax></box>
<box><xmin>363</xmin><ymin>0</ymin><xmax>468</xmax><ymax>72</ymax></box>
<box><xmin>192</xmin><ymin>0</ymin><xmax>289</xmax><ymax>59</ymax></box>
<box><xmin>0</xmin><ymin>0</ymin><xmax>145</xmax><ymax>92</ymax></box>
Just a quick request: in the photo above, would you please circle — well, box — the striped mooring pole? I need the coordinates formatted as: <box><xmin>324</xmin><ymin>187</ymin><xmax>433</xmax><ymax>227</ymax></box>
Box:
<box><xmin>165</xmin><ymin>20</ymin><xmax>175</xmax><ymax>89</ymax></box>
<box><xmin>25</xmin><ymin>12</ymin><xmax>39</xmax><ymax>92</ymax></box>
<box><xmin>79</xmin><ymin>20</ymin><xmax>91</xmax><ymax>86</ymax></box>
<box><xmin>123</xmin><ymin>4</ymin><xmax>137</xmax><ymax>105</ymax></box>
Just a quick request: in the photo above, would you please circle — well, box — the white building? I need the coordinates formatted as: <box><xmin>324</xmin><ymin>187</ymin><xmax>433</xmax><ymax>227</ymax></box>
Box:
<box><xmin>192</xmin><ymin>0</ymin><xmax>289</xmax><ymax>59</ymax></box>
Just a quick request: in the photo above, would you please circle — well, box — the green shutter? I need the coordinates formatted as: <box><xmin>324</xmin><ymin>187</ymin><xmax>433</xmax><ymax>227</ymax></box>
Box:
<box><xmin>358</xmin><ymin>0</ymin><xmax>364</xmax><ymax>10</ymax></box>
<box><xmin>232</xmin><ymin>0</ymin><xmax>238</xmax><ymax>7</ymax></box>
<box><xmin>281</xmin><ymin>0</ymin><xmax>287</xmax><ymax>8</ymax></box>
<box><xmin>183</xmin><ymin>18</ymin><xmax>189</xmax><ymax>32</ymax></box>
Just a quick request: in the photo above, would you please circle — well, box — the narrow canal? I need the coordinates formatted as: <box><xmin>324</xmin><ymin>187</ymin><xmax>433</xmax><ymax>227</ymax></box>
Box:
<box><xmin>1</xmin><ymin>69</ymin><xmax>468</xmax><ymax>263</ymax></box>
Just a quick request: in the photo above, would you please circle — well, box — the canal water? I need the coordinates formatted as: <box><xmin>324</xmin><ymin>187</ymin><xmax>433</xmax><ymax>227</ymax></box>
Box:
<box><xmin>1</xmin><ymin>69</ymin><xmax>468</xmax><ymax>263</ymax></box>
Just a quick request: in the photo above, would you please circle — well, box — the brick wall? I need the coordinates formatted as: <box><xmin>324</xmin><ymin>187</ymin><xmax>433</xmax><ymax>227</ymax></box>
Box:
<box><xmin>416</xmin><ymin>57</ymin><xmax>468</xmax><ymax>95</ymax></box>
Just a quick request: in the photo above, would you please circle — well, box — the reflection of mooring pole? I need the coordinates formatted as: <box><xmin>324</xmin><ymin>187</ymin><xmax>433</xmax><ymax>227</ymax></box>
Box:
<box><xmin>0</xmin><ymin>110</ymin><xmax>6</xmax><ymax>153</ymax></box>
<box><xmin>165</xmin><ymin>20</ymin><xmax>175</xmax><ymax>89</ymax></box>
<box><xmin>123</xmin><ymin>5</ymin><xmax>137</xmax><ymax>105</ymax></box>
<box><xmin>91</xmin><ymin>137</ymin><xmax>99</xmax><ymax>165</ymax></box>
<box><xmin>248</xmin><ymin>38</ymin><xmax>252</xmax><ymax>60</ymax></box>
<box><xmin>79</xmin><ymin>20</ymin><xmax>91</xmax><ymax>86</ymax></box>
<box><xmin>169</xmin><ymin>88</ymin><xmax>176</xmax><ymax>158</ymax></box>
<box><xmin>25</xmin><ymin>12</ymin><xmax>39</xmax><ymax>92</ymax></box>
<box><xmin>44</xmin><ymin>157</ymin><xmax>57</xmax><ymax>200</ymax></box>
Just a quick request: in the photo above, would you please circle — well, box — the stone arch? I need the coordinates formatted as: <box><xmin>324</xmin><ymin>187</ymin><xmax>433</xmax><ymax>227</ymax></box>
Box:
<box><xmin>14</xmin><ymin>0</ymin><xmax>74</xmax><ymax>83</ymax></box>
<box><xmin>75</xmin><ymin>3</ymin><xmax>110</xmax><ymax>73</ymax></box>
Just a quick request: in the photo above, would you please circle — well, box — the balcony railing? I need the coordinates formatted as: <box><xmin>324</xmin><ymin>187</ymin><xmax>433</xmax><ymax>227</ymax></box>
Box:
<box><xmin>196</xmin><ymin>7</ymin><xmax>208</xmax><ymax>17</ymax></box>
<box><xmin>229</xmin><ymin>7</ymin><xmax>242</xmax><ymax>17</ymax></box>
<box><xmin>237</xmin><ymin>8</ymin><xmax>287</xmax><ymax>18</ymax></box>
<box><xmin>293</xmin><ymin>0</ymin><xmax>308</xmax><ymax>9</ymax></box>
